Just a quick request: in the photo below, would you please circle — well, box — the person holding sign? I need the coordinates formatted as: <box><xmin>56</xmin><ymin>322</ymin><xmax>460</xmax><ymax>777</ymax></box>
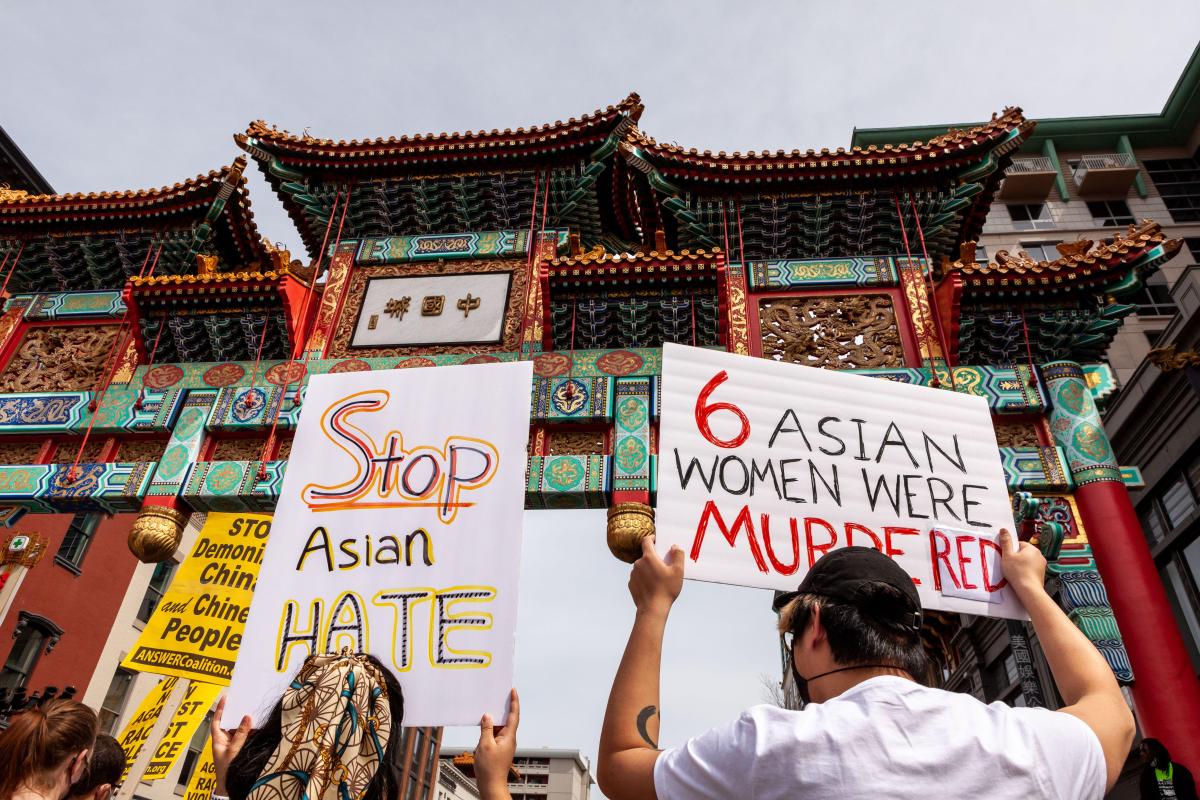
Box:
<box><xmin>597</xmin><ymin>531</ymin><xmax>1134</xmax><ymax>800</ymax></box>
<box><xmin>209</xmin><ymin>651</ymin><xmax>404</xmax><ymax>800</ymax></box>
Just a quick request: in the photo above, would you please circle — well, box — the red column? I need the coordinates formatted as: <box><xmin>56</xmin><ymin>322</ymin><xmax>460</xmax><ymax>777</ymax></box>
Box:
<box><xmin>1043</xmin><ymin>361</ymin><xmax>1200</xmax><ymax>768</ymax></box>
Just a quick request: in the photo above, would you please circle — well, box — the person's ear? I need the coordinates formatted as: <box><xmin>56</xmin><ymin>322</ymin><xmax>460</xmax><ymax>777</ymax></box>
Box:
<box><xmin>93</xmin><ymin>783</ymin><xmax>113</xmax><ymax>800</ymax></box>
<box><xmin>69</xmin><ymin>749</ymin><xmax>90</xmax><ymax>783</ymax></box>
<box><xmin>807</xmin><ymin>604</ymin><xmax>827</xmax><ymax>647</ymax></box>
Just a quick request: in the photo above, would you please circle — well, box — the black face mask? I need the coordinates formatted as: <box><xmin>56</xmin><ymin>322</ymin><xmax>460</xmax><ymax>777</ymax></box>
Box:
<box><xmin>788</xmin><ymin>646</ymin><xmax>905</xmax><ymax>706</ymax></box>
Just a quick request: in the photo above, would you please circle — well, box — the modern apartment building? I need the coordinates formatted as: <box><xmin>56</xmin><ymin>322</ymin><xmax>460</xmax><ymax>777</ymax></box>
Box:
<box><xmin>439</xmin><ymin>748</ymin><xmax>592</xmax><ymax>800</ymax></box>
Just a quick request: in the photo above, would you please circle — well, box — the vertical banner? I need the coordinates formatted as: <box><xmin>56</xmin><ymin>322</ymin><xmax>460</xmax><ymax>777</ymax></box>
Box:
<box><xmin>226</xmin><ymin>362</ymin><xmax>533</xmax><ymax>726</ymax></box>
<box><xmin>116</xmin><ymin>678</ymin><xmax>219</xmax><ymax>781</ymax></box>
<box><xmin>121</xmin><ymin>513</ymin><xmax>273</xmax><ymax>684</ymax></box>
<box><xmin>182</xmin><ymin>738</ymin><xmax>217</xmax><ymax>800</ymax></box>
<box><xmin>655</xmin><ymin>343</ymin><xmax>1024</xmax><ymax>618</ymax></box>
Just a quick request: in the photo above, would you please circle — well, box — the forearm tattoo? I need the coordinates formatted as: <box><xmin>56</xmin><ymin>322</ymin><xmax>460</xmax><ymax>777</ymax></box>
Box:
<box><xmin>636</xmin><ymin>705</ymin><xmax>659</xmax><ymax>748</ymax></box>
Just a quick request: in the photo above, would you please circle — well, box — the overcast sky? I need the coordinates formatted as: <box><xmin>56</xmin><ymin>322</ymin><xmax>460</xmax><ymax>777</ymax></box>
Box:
<box><xmin>4</xmin><ymin>0</ymin><xmax>1200</xmax><ymax>787</ymax></box>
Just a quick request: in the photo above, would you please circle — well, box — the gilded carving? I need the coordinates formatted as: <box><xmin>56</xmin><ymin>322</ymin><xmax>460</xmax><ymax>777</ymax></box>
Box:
<box><xmin>758</xmin><ymin>294</ymin><xmax>903</xmax><ymax>369</ymax></box>
<box><xmin>0</xmin><ymin>325</ymin><xmax>121</xmax><ymax>392</ymax></box>
<box><xmin>726</xmin><ymin>266</ymin><xmax>751</xmax><ymax>356</ymax></box>
<box><xmin>0</xmin><ymin>441</ymin><xmax>44</xmax><ymax>465</ymax></box>
<box><xmin>211</xmin><ymin>437</ymin><xmax>269</xmax><ymax>462</ymax></box>
<box><xmin>548</xmin><ymin>430</ymin><xmax>607</xmax><ymax>455</ymax></box>
<box><xmin>118</xmin><ymin>439</ymin><xmax>168</xmax><ymax>463</ymax></box>
<box><xmin>1148</xmin><ymin>344</ymin><xmax>1200</xmax><ymax>372</ymax></box>
<box><xmin>898</xmin><ymin>266</ymin><xmax>944</xmax><ymax>361</ymax></box>
<box><xmin>993</xmin><ymin>422</ymin><xmax>1040</xmax><ymax>448</ymax></box>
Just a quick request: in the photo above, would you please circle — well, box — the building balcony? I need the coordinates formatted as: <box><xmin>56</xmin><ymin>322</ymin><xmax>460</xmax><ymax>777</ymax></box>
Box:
<box><xmin>1072</xmin><ymin>152</ymin><xmax>1140</xmax><ymax>196</ymax></box>
<box><xmin>998</xmin><ymin>156</ymin><xmax>1058</xmax><ymax>201</ymax></box>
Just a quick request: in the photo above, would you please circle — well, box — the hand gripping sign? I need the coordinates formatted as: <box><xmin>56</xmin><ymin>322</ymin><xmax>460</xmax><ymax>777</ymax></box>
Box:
<box><xmin>225</xmin><ymin>361</ymin><xmax>533</xmax><ymax>726</ymax></box>
<box><xmin>655</xmin><ymin>344</ymin><xmax>1025</xmax><ymax>619</ymax></box>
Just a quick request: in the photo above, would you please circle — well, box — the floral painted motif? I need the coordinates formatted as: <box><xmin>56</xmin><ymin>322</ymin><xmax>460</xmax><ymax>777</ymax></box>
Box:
<box><xmin>173</xmin><ymin>408</ymin><xmax>206</xmax><ymax>441</ymax></box>
<box><xmin>533</xmin><ymin>353</ymin><xmax>571</xmax><ymax>377</ymax></box>
<box><xmin>232</xmin><ymin>389</ymin><xmax>267</xmax><ymax>422</ymax></box>
<box><xmin>616</xmin><ymin>396</ymin><xmax>647</xmax><ymax>432</ymax></box>
<box><xmin>551</xmin><ymin>380</ymin><xmax>588</xmax><ymax>415</ymax></box>
<box><xmin>266</xmin><ymin>361</ymin><xmax>307</xmax><ymax>386</ymax></box>
<box><xmin>144</xmin><ymin>364</ymin><xmax>184</xmax><ymax>389</ymax></box>
<box><xmin>545</xmin><ymin>457</ymin><xmax>584</xmax><ymax>491</ymax></box>
<box><xmin>614</xmin><ymin>436</ymin><xmax>648</xmax><ymax>473</ymax></box>
<box><xmin>395</xmin><ymin>357</ymin><xmax>437</xmax><ymax>369</ymax></box>
<box><xmin>205</xmin><ymin>462</ymin><xmax>244</xmax><ymax>494</ymax></box>
<box><xmin>596</xmin><ymin>350</ymin><xmax>644</xmax><ymax>376</ymax></box>
<box><xmin>156</xmin><ymin>444</ymin><xmax>190</xmax><ymax>480</ymax></box>
<box><xmin>203</xmin><ymin>363</ymin><xmax>247</xmax><ymax>387</ymax></box>
<box><xmin>329</xmin><ymin>359</ymin><xmax>371</xmax><ymax>373</ymax></box>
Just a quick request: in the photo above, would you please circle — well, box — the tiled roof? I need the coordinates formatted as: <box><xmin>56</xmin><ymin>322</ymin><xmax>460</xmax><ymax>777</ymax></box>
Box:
<box><xmin>952</xmin><ymin>220</ymin><xmax>1182</xmax><ymax>290</ymax></box>
<box><xmin>623</xmin><ymin>107</ymin><xmax>1032</xmax><ymax>175</ymax></box>
<box><xmin>238</xmin><ymin>94</ymin><xmax>644</xmax><ymax>158</ymax></box>
<box><xmin>0</xmin><ymin>158</ymin><xmax>249</xmax><ymax>212</ymax></box>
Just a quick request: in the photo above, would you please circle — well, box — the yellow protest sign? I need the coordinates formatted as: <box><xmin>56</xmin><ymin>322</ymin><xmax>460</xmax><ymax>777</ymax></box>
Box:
<box><xmin>122</xmin><ymin>513</ymin><xmax>272</xmax><ymax>684</ymax></box>
<box><xmin>116</xmin><ymin>677</ymin><xmax>219</xmax><ymax>782</ymax></box>
<box><xmin>182</xmin><ymin>736</ymin><xmax>216</xmax><ymax>800</ymax></box>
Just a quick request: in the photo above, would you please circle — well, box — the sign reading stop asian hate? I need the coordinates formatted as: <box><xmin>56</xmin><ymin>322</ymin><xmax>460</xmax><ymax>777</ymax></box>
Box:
<box><xmin>122</xmin><ymin>513</ymin><xmax>273</xmax><ymax>684</ymax></box>
<box><xmin>225</xmin><ymin>361</ymin><xmax>533</xmax><ymax>727</ymax></box>
<box><xmin>656</xmin><ymin>344</ymin><xmax>1025</xmax><ymax>619</ymax></box>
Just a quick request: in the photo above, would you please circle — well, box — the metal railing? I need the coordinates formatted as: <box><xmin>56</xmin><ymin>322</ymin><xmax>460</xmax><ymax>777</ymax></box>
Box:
<box><xmin>1006</xmin><ymin>155</ymin><xmax>1055</xmax><ymax>174</ymax></box>
<box><xmin>1073</xmin><ymin>152</ymin><xmax>1137</xmax><ymax>180</ymax></box>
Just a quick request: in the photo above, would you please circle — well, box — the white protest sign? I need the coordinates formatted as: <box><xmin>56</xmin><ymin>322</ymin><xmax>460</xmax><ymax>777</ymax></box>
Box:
<box><xmin>656</xmin><ymin>343</ymin><xmax>1024</xmax><ymax>619</ymax></box>
<box><xmin>225</xmin><ymin>361</ymin><xmax>533</xmax><ymax>725</ymax></box>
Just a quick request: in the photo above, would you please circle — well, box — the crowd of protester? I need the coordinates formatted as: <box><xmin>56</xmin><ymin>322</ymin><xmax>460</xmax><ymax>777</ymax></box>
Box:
<box><xmin>0</xmin><ymin>529</ymin><xmax>1195</xmax><ymax>799</ymax></box>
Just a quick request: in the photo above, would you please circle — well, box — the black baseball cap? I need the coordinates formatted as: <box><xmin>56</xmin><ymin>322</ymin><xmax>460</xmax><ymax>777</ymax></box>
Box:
<box><xmin>771</xmin><ymin>546</ymin><xmax>923</xmax><ymax>633</ymax></box>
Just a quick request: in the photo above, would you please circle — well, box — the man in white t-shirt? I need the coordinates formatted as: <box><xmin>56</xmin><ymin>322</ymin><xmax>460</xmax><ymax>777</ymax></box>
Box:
<box><xmin>597</xmin><ymin>530</ymin><xmax>1134</xmax><ymax>800</ymax></box>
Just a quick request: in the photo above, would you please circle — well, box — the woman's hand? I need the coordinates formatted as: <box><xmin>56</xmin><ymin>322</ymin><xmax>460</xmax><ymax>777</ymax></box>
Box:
<box><xmin>475</xmin><ymin>689</ymin><xmax>520</xmax><ymax>800</ymax></box>
<box><xmin>210</xmin><ymin>696</ymin><xmax>253</xmax><ymax>796</ymax></box>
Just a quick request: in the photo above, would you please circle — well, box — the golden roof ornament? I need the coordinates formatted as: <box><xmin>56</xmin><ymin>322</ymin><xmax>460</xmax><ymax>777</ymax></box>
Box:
<box><xmin>1148</xmin><ymin>344</ymin><xmax>1200</xmax><ymax>373</ymax></box>
<box><xmin>1054</xmin><ymin>240</ymin><xmax>1094</xmax><ymax>260</ymax></box>
<box><xmin>0</xmin><ymin>185</ymin><xmax>30</xmax><ymax>203</ymax></box>
<box><xmin>128</xmin><ymin>505</ymin><xmax>187</xmax><ymax>563</ymax></box>
<box><xmin>607</xmin><ymin>502</ymin><xmax>655</xmax><ymax>563</ymax></box>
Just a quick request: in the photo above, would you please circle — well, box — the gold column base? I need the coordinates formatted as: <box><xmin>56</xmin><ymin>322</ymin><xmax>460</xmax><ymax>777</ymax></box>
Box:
<box><xmin>606</xmin><ymin>502</ymin><xmax>655</xmax><ymax>563</ymax></box>
<box><xmin>128</xmin><ymin>505</ymin><xmax>187</xmax><ymax>563</ymax></box>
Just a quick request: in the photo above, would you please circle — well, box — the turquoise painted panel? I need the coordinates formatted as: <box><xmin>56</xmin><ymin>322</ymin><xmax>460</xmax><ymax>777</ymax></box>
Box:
<box><xmin>1000</xmin><ymin>446</ymin><xmax>1073</xmax><ymax>491</ymax></box>
<box><xmin>5</xmin><ymin>291</ymin><xmax>126</xmax><ymax>320</ymax></box>
<box><xmin>526</xmin><ymin>455</ymin><xmax>608</xmax><ymax>509</ymax></box>
<box><xmin>748</xmin><ymin>257</ymin><xmax>897</xmax><ymax>290</ymax></box>
<box><xmin>0</xmin><ymin>462</ymin><xmax>152</xmax><ymax>513</ymax></box>
<box><xmin>146</xmin><ymin>390</ymin><xmax>216</xmax><ymax>497</ymax></box>
<box><xmin>612</xmin><ymin>377</ymin><xmax>651</xmax><ymax>494</ymax></box>
<box><xmin>354</xmin><ymin>229</ymin><xmax>569</xmax><ymax>264</ymax></box>
<box><xmin>182</xmin><ymin>460</ymin><xmax>285</xmax><ymax>513</ymax></box>
<box><xmin>531</xmin><ymin>377</ymin><xmax>613</xmax><ymax>423</ymax></box>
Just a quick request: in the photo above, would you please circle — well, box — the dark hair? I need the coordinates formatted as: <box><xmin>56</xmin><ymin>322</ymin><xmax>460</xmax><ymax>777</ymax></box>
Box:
<box><xmin>226</xmin><ymin>654</ymin><xmax>405</xmax><ymax>800</ymax></box>
<box><xmin>1142</xmin><ymin>738</ymin><xmax>1171</xmax><ymax>769</ymax></box>
<box><xmin>0</xmin><ymin>699</ymin><xmax>99</xmax><ymax>797</ymax></box>
<box><xmin>68</xmin><ymin>734</ymin><xmax>125</xmax><ymax>798</ymax></box>
<box><xmin>782</xmin><ymin>585</ymin><xmax>931</xmax><ymax>683</ymax></box>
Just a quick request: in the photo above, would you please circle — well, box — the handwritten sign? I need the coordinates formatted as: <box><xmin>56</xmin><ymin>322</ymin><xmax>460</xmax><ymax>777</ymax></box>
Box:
<box><xmin>656</xmin><ymin>344</ymin><xmax>1024</xmax><ymax>618</ymax></box>
<box><xmin>122</xmin><ymin>513</ymin><xmax>273</xmax><ymax>684</ymax></box>
<box><xmin>115</xmin><ymin>677</ymin><xmax>219</xmax><ymax>781</ymax></box>
<box><xmin>225</xmin><ymin>361</ymin><xmax>533</xmax><ymax>726</ymax></box>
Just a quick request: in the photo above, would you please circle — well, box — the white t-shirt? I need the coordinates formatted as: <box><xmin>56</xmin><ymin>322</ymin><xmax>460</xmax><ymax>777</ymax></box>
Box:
<box><xmin>654</xmin><ymin>676</ymin><xmax>1106</xmax><ymax>800</ymax></box>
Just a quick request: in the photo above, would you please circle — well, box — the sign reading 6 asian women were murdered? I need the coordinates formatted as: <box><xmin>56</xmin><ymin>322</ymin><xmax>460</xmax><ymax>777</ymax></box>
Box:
<box><xmin>656</xmin><ymin>344</ymin><xmax>1025</xmax><ymax>619</ymax></box>
<box><xmin>226</xmin><ymin>361</ymin><xmax>533</xmax><ymax>726</ymax></box>
<box><xmin>122</xmin><ymin>513</ymin><xmax>273</xmax><ymax>683</ymax></box>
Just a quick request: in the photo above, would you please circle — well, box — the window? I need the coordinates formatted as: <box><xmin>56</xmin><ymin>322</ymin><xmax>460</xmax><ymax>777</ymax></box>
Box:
<box><xmin>1161</xmin><ymin>475</ymin><xmax>1198</xmax><ymax>529</ymax></box>
<box><xmin>1087</xmin><ymin>200</ymin><xmax>1136</xmax><ymax>227</ymax></box>
<box><xmin>55</xmin><ymin>512</ymin><xmax>101</xmax><ymax>572</ymax></box>
<box><xmin>1144</xmin><ymin>153</ymin><xmax>1200</xmax><ymax>223</ymax></box>
<box><xmin>1019</xmin><ymin>242</ymin><xmax>1063</xmax><ymax>263</ymax></box>
<box><xmin>1127</xmin><ymin>274</ymin><xmax>1177</xmax><ymax>317</ymax></box>
<box><xmin>97</xmin><ymin>667</ymin><xmax>135</xmax><ymax>734</ymax></box>
<box><xmin>1141</xmin><ymin>504</ymin><xmax>1167</xmax><ymax>545</ymax></box>
<box><xmin>1007</xmin><ymin>203</ymin><xmax>1055</xmax><ymax>230</ymax></box>
<box><xmin>1186</xmin><ymin>237</ymin><xmax>1200</xmax><ymax>263</ymax></box>
<box><xmin>177</xmin><ymin>712</ymin><xmax>212</xmax><ymax>786</ymax></box>
<box><xmin>982</xmin><ymin>650</ymin><xmax>1019</xmax><ymax>704</ymax></box>
<box><xmin>1163</xmin><ymin>559</ymin><xmax>1200</xmax><ymax>673</ymax></box>
<box><xmin>137</xmin><ymin>561</ymin><xmax>176</xmax><ymax>623</ymax></box>
<box><xmin>0</xmin><ymin>613</ymin><xmax>62</xmax><ymax>691</ymax></box>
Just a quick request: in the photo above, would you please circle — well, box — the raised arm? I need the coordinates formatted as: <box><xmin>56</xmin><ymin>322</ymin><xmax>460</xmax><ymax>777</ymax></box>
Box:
<box><xmin>1000</xmin><ymin>529</ymin><xmax>1135</xmax><ymax>791</ymax></box>
<box><xmin>597</xmin><ymin>536</ymin><xmax>684</xmax><ymax>800</ymax></box>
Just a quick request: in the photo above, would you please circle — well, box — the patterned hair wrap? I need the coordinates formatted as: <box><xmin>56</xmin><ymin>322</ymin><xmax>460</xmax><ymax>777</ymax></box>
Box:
<box><xmin>247</xmin><ymin>650</ymin><xmax>393</xmax><ymax>800</ymax></box>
